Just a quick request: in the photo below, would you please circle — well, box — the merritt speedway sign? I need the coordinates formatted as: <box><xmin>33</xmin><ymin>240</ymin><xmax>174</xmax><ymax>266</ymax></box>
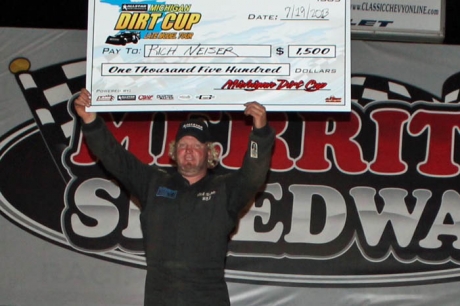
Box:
<box><xmin>4</xmin><ymin>54</ymin><xmax>460</xmax><ymax>286</ymax></box>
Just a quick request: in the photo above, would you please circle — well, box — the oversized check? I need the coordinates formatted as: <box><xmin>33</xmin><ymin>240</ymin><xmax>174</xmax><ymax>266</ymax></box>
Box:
<box><xmin>86</xmin><ymin>0</ymin><xmax>350</xmax><ymax>112</ymax></box>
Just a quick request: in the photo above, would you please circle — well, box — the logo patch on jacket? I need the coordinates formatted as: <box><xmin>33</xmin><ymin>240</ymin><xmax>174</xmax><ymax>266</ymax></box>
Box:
<box><xmin>197</xmin><ymin>190</ymin><xmax>216</xmax><ymax>201</ymax></box>
<box><xmin>156</xmin><ymin>186</ymin><xmax>178</xmax><ymax>199</ymax></box>
<box><xmin>250</xmin><ymin>141</ymin><xmax>258</xmax><ymax>158</ymax></box>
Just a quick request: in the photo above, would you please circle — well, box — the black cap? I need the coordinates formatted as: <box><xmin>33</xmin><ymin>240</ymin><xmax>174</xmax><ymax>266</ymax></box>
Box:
<box><xmin>175</xmin><ymin>118</ymin><xmax>211</xmax><ymax>143</ymax></box>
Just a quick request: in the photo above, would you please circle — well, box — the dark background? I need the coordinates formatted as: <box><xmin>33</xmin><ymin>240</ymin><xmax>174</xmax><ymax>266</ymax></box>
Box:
<box><xmin>1</xmin><ymin>1</ymin><xmax>459</xmax><ymax>44</ymax></box>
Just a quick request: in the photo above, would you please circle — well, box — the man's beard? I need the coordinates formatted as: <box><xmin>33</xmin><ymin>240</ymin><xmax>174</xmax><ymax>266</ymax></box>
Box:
<box><xmin>178</xmin><ymin>161</ymin><xmax>205</xmax><ymax>176</ymax></box>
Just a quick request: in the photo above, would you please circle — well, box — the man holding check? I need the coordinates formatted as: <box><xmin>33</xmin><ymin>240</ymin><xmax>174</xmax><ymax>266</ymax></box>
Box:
<box><xmin>74</xmin><ymin>88</ymin><xmax>275</xmax><ymax>306</ymax></box>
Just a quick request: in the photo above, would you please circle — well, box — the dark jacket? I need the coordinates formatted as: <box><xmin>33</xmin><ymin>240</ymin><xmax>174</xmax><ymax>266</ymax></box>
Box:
<box><xmin>82</xmin><ymin>116</ymin><xmax>275</xmax><ymax>306</ymax></box>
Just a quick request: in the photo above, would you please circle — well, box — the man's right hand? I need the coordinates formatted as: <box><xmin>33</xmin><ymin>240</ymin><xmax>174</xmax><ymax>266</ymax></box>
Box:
<box><xmin>74</xmin><ymin>88</ymin><xmax>97</xmax><ymax>124</ymax></box>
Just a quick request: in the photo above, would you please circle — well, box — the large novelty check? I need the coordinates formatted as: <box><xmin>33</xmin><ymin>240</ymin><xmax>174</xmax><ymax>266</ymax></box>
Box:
<box><xmin>86</xmin><ymin>0</ymin><xmax>350</xmax><ymax>112</ymax></box>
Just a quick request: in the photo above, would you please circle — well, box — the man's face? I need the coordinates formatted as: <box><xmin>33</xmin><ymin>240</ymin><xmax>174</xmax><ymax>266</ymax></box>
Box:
<box><xmin>175</xmin><ymin>135</ymin><xmax>209</xmax><ymax>178</ymax></box>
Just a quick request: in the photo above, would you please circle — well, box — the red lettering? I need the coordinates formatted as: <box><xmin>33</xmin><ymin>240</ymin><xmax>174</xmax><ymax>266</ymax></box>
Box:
<box><xmin>295</xmin><ymin>112</ymin><xmax>367</xmax><ymax>173</ymax></box>
<box><xmin>71</xmin><ymin>134</ymin><xmax>96</xmax><ymax>165</ymax></box>
<box><xmin>370</xmin><ymin>109</ymin><xmax>410</xmax><ymax>174</ymax></box>
<box><xmin>304</xmin><ymin>80</ymin><xmax>327</xmax><ymax>92</ymax></box>
<box><xmin>72</xmin><ymin>107</ymin><xmax>460</xmax><ymax>177</ymax></box>
<box><xmin>221</xmin><ymin>79</ymin><xmax>277</xmax><ymax>91</ymax></box>
<box><xmin>409</xmin><ymin>110</ymin><xmax>460</xmax><ymax>176</ymax></box>
<box><xmin>276</xmin><ymin>79</ymin><xmax>304</xmax><ymax>90</ymax></box>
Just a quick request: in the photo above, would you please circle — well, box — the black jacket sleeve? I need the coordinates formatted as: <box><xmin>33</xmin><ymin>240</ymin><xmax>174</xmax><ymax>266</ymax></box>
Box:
<box><xmin>226</xmin><ymin>124</ymin><xmax>275</xmax><ymax>218</ymax></box>
<box><xmin>81</xmin><ymin>116</ymin><xmax>155</xmax><ymax>204</ymax></box>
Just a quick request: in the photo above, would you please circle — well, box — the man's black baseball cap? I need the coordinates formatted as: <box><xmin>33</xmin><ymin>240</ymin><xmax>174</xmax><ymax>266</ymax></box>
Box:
<box><xmin>175</xmin><ymin>118</ymin><xmax>211</xmax><ymax>143</ymax></box>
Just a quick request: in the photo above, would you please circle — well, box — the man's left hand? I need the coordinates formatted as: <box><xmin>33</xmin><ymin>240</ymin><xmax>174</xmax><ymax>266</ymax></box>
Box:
<box><xmin>244</xmin><ymin>101</ymin><xmax>267</xmax><ymax>129</ymax></box>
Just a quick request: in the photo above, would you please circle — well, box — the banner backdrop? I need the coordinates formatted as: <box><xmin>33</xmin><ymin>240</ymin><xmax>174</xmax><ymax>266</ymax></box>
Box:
<box><xmin>3</xmin><ymin>27</ymin><xmax>460</xmax><ymax>305</ymax></box>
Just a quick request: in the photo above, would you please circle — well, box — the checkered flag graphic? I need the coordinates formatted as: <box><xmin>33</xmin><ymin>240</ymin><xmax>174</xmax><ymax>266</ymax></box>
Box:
<box><xmin>442</xmin><ymin>71</ymin><xmax>460</xmax><ymax>103</ymax></box>
<box><xmin>9</xmin><ymin>57</ymin><xmax>87</xmax><ymax>183</ymax></box>
<box><xmin>351</xmin><ymin>74</ymin><xmax>441</xmax><ymax>106</ymax></box>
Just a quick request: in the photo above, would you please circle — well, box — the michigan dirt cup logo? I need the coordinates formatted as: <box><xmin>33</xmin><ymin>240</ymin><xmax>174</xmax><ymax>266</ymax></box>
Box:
<box><xmin>110</xmin><ymin>3</ymin><xmax>201</xmax><ymax>42</ymax></box>
<box><xmin>4</xmin><ymin>56</ymin><xmax>460</xmax><ymax>286</ymax></box>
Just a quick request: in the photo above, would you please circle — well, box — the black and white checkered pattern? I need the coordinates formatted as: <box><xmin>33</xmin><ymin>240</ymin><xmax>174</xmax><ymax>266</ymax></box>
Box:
<box><xmin>12</xmin><ymin>58</ymin><xmax>87</xmax><ymax>183</ymax></box>
<box><xmin>350</xmin><ymin>74</ymin><xmax>444</xmax><ymax>106</ymax></box>
<box><xmin>442</xmin><ymin>71</ymin><xmax>460</xmax><ymax>103</ymax></box>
